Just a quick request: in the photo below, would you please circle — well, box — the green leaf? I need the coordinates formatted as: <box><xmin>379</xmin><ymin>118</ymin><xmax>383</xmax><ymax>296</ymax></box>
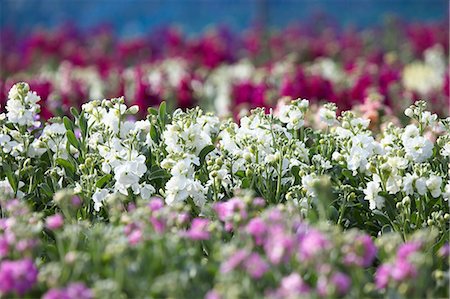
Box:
<box><xmin>149</xmin><ymin>169</ymin><xmax>170</xmax><ymax>181</ymax></box>
<box><xmin>148</xmin><ymin>107</ymin><xmax>158</xmax><ymax>116</ymax></box>
<box><xmin>66</xmin><ymin>130</ymin><xmax>79</xmax><ymax>148</ymax></box>
<box><xmin>96</xmin><ymin>174</ymin><xmax>112</xmax><ymax>188</ymax></box>
<box><xmin>63</xmin><ymin>116</ymin><xmax>74</xmax><ymax>132</ymax></box>
<box><xmin>70</xmin><ymin>107</ymin><xmax>79</xmax><ymax>118</ymax></box>
<box><xmin>291</xmin><ymin>166</ymin><xmax>301</xmax><ymax>184</ymax></box>
<box><xmin>40</xmin><ymin>183</ymin><xmax>53</xmax><ymax>198</ymax></box>
<box><xmin>372</xmin><ymin>210</ymin><xmax>391</xmax><ymax>225</ymax></box>
<box><xmin>150</xmin><ymin>124</ymin><xmax>158</xmax><ymax>142</ymax></box>
<box><xmin>4</xmin><ymin>164</ymin><xmax>17</xmax><ymax>193</ymax></box>
<box><xmin>56</xmin><ymin>158</ymin><xmax>76</xmax><ymax>176</ymax></box>
<box><xmin>198</xmin><ymin>145</ymin><xmax>215</xmax><ymax>166</ymax></box>
<box><xmin>79</xmin><ymin>113</ymin><xmax>88</xmax><ymax>138</ymax></box>
<box><xmin>158</xmin><ymin>101</ymin><xmax>166</xmax><ymax>125</ymax></box>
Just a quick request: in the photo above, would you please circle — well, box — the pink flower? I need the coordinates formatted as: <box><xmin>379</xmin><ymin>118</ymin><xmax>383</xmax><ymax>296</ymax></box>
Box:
<box><xmin>298</xmin><ymin>229</ymin><xmax>330</xmax><ymax>261</ymax></box>
<box><xmin>45</xmin><ymin>213</ymin><xmax>64</xmax><ymax>230</ymax></box>
<box><xmin>244</xmin><ymin>253</ymin><xmax>269</xmax><ymax>279</ymax></box>
<box><xmin>246</xmin><ymin>217</ymin><xmax>267</xmax><ymax>245</ymax></box>
<box><xmin>220</xmin><ymin>249</ymin><xmax>248</xmax><ymax>274</ymax></box>
<box><xmin>183</xmin><ymin>218</ymin><xmax>210</xmax><ymax>241</ymax></box>
<box><xmin>277</xmin><ymin>273</ymin><xmax>310</xmax><ymax>297</ymax></box>
<box><xmin>0</xmin><ymin>258</ymin><xmax>38</xmax><ymax>296</ymax></box>
<box><xmin>375</xmin><ymin>264</ymin><xmax>392</xmax><ymax>290</ymax></box>
<box><xmin>344</xmin><ymin>234</ymin><xmax>377</xmax><ymax>267</ymax></box>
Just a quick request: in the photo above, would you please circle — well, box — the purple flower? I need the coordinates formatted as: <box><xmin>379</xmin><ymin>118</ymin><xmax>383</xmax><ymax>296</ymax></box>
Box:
<box><xmin>205</xmin><ymin>289</ymin><xmax>221</xmax><ymax>299</ymax></box>
<box><xmin>148</xmin><ymin>197</ymin><xmax>164</xmax><ymax>211</ymax></box>
<box><xmin>439</xmin><ymin>243</ymin><xmax>449</xmax><ymax>257</ymax></box>
<box><xmin>277</xmin><ymin>273</ymin><xmax>310</xmax><ymax>297</ymax></box>
<box><xmin>213</xmin><ymin>198</ymin><xmax>247</xmax><ymax>222</ymax></box>
<box><xmin>0</xmin><ymin>258</ymin><xmax>38</xmax><ymax>296</ymax></box>
<box><xmin>331</xmin><ymin>272</ymin><xmax>351</xmax><ymax>296</ymax></box>
<box><xmin>220</xmin><ymin>249</ymin><xmax>248</xmax><ymax>273</ymax></box>
<box><xmin>46</xmin><ymin>213</ymin><xmax>64</xmax><ymax>230</ymax></box>
<box><xmin>396</xmin><ymin>241</ymin><xmax>421</xmax><ymax>260</ymax></box>
<box><xmin>43</xmin><ymin>282</ymin><xmax>93</xmax><ymax>299</ymax></box>
<box><xmin>0</xmin><ymin>236</ymin><xmax>9</xmax><ymax>258</ymax></box>
<box><xmin>375</xmin><ymin>264</ymin><xmax>392</xmax><ymax>289</ymax></box>
<box><xmin>264</xmin><ymin>224</ymin><xmax>294</xmax><ymax>264</ymax></box>
<box><xmin>298</xmin><ymin>229</ymin><xmax>330</xmax><ymax>261</ymax></box>
<box><xmin>391</xmin><ymin>259</ymin><xmax>417</xmax><ymax>281</ymax></box>
<box><xmin>246</xmin><ymin>217</ymin><xmax>267</xmax><ymax>245</ymax></box>
<box><xmin>244</xmin><ymin>253</ymin><xmax>269</xmax><ymax>279</ymax></box>
<box><xmin>344</xmin><ymin>234</ymin><xmax>377</xmax><ymax>267</ymax></box>
<box><xmin>183</xmin><ymin>218</ymin><xmax>210</xmax><ymax>240</ymax></box>
<box><xmin>252</xmin><ymin>197</ymin><xmax>266</xmax><ymax>207</ymax></box>
<box><xmin>71</xmin><ymin>196</ymin><xmax>82</xmax><ymax>208</ymax></box>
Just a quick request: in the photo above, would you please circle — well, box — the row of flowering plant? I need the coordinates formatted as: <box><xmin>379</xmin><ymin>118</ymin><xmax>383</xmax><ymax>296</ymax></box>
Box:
<box><xmin>0</xmin><ymin>192</ymin><xmax>448</xmax><ymax>298</ymax></box>
<box><xmin>2</xmin><ymin>21</ymin><xmax>449</xmax><ymax>119</ymax></box>
<box><xmin>0</xmin><ymin>82</ymin><xmax>448</xmax><ymax>237</ymax></box>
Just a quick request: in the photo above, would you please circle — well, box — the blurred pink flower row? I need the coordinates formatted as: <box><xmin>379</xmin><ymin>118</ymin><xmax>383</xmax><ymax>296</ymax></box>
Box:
<box><xmin>1</xmin><ymin>19</ymin><xmax>448</xmax><ymax>119</ymax></box>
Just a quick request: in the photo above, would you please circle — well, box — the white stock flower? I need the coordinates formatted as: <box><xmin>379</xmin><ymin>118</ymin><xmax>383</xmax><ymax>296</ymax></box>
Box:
<box><xmin>92</xmin><ymin>188</ymin><xmax>110</xmax><ymax>211</ymax></box>
<box><xmin>363</xmin><ymin>181</ymin><xmax>385</xmax><ymax>210</ymax></box>
<box><xmin>426</xmin><ymin>175</ymin><xmax>442</xmax><ymax>198</ymax></box>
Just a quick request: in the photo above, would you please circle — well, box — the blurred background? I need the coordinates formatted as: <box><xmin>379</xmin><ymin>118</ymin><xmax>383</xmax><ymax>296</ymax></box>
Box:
<box><xmin>1</xmin><ymin>0</ymin><xmax>449</xmax><ymax>120</ymax></box>
<box><xmin>2</xmin><ymin>0</ymin><xmax>448</xmax><ymax>35</ymax></box>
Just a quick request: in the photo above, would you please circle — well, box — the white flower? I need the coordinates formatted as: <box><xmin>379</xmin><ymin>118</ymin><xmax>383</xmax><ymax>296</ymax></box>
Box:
<box><xmin>426</xmin><ymin>175</ymin><xmax>442</xmax><ymax>198</ymax></box>
<box><xmin>402</xmin><ymin>173</ymin><xmax>416</xmax><ymax>195</ymax></box>
<box><xmin>140</xmin><ymin>183</ymin><xmax>156</xmax><ymax>200</ymax></box>
<box><xmin>386</xmin><ymin>175</ymin><xmax>402</xmax><ymax>194</ymax></box>
<box><xmin>5</xmin><ymin>84</ymin><xmax>40</xmax><ymax>127</ymax></box>
<box><xmin>92</xmin><ymin>188</ymin><xmax>110</xmax><ymax>211</ymax></box>
<box><xmin>363</xmin><ymin>181</ymin><xmax>385</xmax><ymax>210</ymax></box>
<box><xmin>443</xmin><ymin>183</ymin><xmax>450</xmax><ymax>201</ymax></box>
<box><xmin>319</xmin><ymin>107</ymin><xmax>336</xmax><ymax>126</ymax></box>
<box><xmin>302</xmin><ymin>174</ymin><xmax>316</xmax><ymax>197</ymax></box>
<box><xmin>279</xmin><ymin>104</ymin><xmax>305</xmax><ymax>130</ymax></box>
<box><xmin>415</xmin><ymin>177</ymin><xmax>427</xmax><ymax>196</ymax></box>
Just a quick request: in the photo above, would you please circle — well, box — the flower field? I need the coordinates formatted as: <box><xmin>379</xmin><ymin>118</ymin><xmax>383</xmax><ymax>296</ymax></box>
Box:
<box><xmin>1</xmin><ymin>9</ymin><xmax>450</xmax><ymax>298</ymax></box>
<box><xmin>0</xmin><ymin>77</ymin><xmax>448</xmax><ymax>298</ymax></box>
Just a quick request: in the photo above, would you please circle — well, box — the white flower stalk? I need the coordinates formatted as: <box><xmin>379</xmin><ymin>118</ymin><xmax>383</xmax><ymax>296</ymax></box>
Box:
<box><xmin>6</xmin><ymin>82</ymin><xmax>41</xmax><ymax>127</ymax></box>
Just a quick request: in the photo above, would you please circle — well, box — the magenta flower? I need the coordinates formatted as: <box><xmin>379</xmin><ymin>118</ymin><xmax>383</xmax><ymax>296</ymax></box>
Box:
<box><xmin>183</xmin><ymin>218</ymin><xmax>210</xmax><ymax>240</ymax></box>
<box><xmin>43</xmin><ymin>282</ymin><xmax>93</xmax><ymax>299</ymax></box>
<box><xmin>375</xmin><ymin>264</ymin><xmax>392</xmax><ymax>290</ymax></box>
<box><xmin>331</xmin><ymin>272</ymin><xmax>351</xmax><ymax>296</ymax></box>
<box><xmin>264</xmin><ymin>224</ymin><xmax>294</xmax><ymax>265</ymax></box>
<box><xmin>391</xmin><ymin>259</ymin><xmax>417</xmax><ymax>281</ymax></box>
<box><xmin>246</xmin><ymin>217</ymin><xmax>267</xmax><ymax>245</ymax></box>
<box><xmin>148</xmin><ymin>197</ymin><xmax>164</xmax><ymax>211</ymax></box>
<box><xmin>214</xmin><ymin>198</ymin><xmax>247</xmax><ymax>222</ymax></box>
<box><xmin>45</xmin><ymin>213</ymin><xmax>64</xmax><ymax>230</ymax></box>
<box><xmin>396</xmin><ymin>241</ymin><xmax>421</xmax><ymax>260</ymax></box>
<box><xmin>0</xmin><ymin>258</ymin><xmax>38</xmax><ymax>296</ymax></box>
<box><xmin>344</xmin><ymin>234</ymin><xmax>377</xmax><ymax>267</ymax></box>
<box><xmin>204</xmin><ymin>289</ymin><xmax>221</xmax><ymax>299</ymax></box>
<box><xmin>277</xmin><ymin>273</ymin><xmax>310</xmax><ymax>297</ymax></box>
<box><xmin>220</xmin><ymin>249</ymin><xmax>248</xmax><ymax>274</ymax></box>
<box><xmin>298</xmin><ymin>229</ymin><xmax>330</xmax><ymax>261</ymax></box>
<box><xmin>244</xmin><ymin>253</ymin><xmax>269</xmax><ymax>279</ymax></box>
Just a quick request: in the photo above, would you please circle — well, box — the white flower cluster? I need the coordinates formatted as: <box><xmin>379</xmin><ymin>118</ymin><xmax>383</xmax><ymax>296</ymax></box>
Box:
<box><xmin>161</xmin><ymin>108</ymin><xmax>220</xmax><ymax>206</ymax></box>
<box><xmin>5</xmin><ymin>83</ymin><xmax>41</xmax><ymax>127</ymax></box>
<box><xmin>1</xmin><ymin>83</ymin><xmax>448</xmax><ymax>218</ymax></box>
